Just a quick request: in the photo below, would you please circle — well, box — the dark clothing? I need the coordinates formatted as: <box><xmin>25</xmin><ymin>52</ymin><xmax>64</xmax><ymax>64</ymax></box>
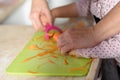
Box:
<box><xmin>101</xmin><ymin>59</ymin><xmax>119</xmax><ymax>80</ymax></box>
<box><xmin>94</xmin><ymin>16</ymin><xmax>100</xmax><ymax>23</ymax></box>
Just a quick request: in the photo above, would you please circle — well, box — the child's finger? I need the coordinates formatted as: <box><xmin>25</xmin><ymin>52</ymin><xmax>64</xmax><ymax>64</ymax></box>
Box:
<box><xmin>45</xmin><ymin>11</ymin><xmax>53</xmax><ymax>25</ymax></box>
<box><xmin>35</xmin><ymin>14</ymin><xmax>43</xmax><ymax>28</ymax></box>
<box><xmin>31</xmin><ymin>20</ymin><xmax>39</xmax><ymax>30</ymax></box>
<box><xmin>30</xmin><ymin>12</ymin><xmax>44</xmax><ymax>30</ymax></box>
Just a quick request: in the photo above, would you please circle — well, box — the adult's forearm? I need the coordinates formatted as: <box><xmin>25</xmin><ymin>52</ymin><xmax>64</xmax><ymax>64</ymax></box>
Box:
<box><xmin>95</xmin><ymin>2</ymin><xmax>120</xmax><ymax>42</ymax></box>
<box><xmin>52</xmin><ymin>3</ymin><xmax>79</xmax><ymax>18</ymax></box>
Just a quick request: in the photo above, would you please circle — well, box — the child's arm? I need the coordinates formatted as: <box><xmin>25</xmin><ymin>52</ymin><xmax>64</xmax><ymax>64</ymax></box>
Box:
<box><xmin>51</xmin><ymin>0</ymin><xmax>90</xmax><ymax>18</ymax></box>
<box><xmin>52</xmin><ymin>3</ymin><xmax>79</xmax><ymax>18</ymax></box>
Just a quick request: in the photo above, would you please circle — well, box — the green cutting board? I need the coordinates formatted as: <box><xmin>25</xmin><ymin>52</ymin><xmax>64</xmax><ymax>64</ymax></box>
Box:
<box><xmin>6</xmin><ymin>20</ymin><xmax>92</xmax><ymax>76</ymax></box>
<box><xmin>6</xmin><ymin>31</ymin><xmax>92</xmax><ymax>76</ymax></box>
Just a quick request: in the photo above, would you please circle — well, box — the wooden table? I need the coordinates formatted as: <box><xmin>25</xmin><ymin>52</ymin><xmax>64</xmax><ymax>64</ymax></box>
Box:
<box><xmin>0</xmin><ymin>25</ymin><xmax>101</xmax><ymax>80</ymax></box>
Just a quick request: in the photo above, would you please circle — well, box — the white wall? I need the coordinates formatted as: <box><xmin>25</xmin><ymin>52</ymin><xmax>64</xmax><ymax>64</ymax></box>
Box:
<box><xmin>3</xmin><ymin>0</ymin><xmax>78</xmax><ymax>25</ymax></box>
<box><xmin>3</xmin><ymin>0</ymin><xmax>32</xmax><ymax>25</ymax></box>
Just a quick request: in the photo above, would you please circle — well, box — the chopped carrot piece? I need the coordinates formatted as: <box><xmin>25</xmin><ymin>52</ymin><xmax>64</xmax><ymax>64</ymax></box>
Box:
<box><xmin>37</xmin><ymin>62</ymin><xmax>47</xmax><ymax>69</ymax></box>
<box><xmin>37</xmin><ymin>51</ymin><xmax>50</xmax><ymax>57</ymax></box>
<box><xmin>82</xmin><ymin>59</ymin><xmax>93</xmax><ymax>68</ymax></box>
<box><xmin>49</xmin><ymin>46</ymin><xmax>58</xmax><ymax>49</ymax></box>
<box><xmin>64</xmin><ymin>57</ymin><xmax>69</xmax><ymax>65</ymax></box>
<box><xmin>48</xmin><ymin>49</ymin><xmax>58</xmax><ymax>54</ymax></box>
<box><xmin>33</xmin><ymin>36</ymin><xmax>43</xmax><ymax>41</ymax></box>
<box><xmin>42</xmin><ymin>38</ymin><xmax>50</xmax><ymax>42</ymax></box>
<box><xmin>28</xmin><ymin>70</ymin><xmax>39</xmax><ymax>74</ymax></box>
<box><xmin>69</xmin><ymin>67</ymin><xmax>86</xmax><ymax>72</ymax></box>
<box><xmin>48</xmin><ymin>59</ymin><xmax>55</xmax><ymax>64</ymax></box>
<box><xmin>23</xmin><ymin>56</ymin><xmax>36</xmax><ymax>62</ymax></box>
<box><xmin>28</xmin><ymin>45</ymin><xmax>39</xmax><ymax>50</ymax></box>
<box><xmin>53</xmin><ymin>33</ymin><xmax>61</xmax><ymax>42</ymax></box>
<box><xmin>28</xmin><ymin>45</ymin><xmax>46</xmax><ymax>50</ymax></box>
<box><xmin>37</xmin><ymin>49</ymin><xmax>57</xmax><ymax>57</ymax></box>
<box><xmin>38</xmin><ymin>55</ymin><xmax>51</xmax><ymax>60</ymax></box>
<box><xmin>68</xmin><ymin>59</ymin><xmax>93</xmax><ymax>72</ymax></box>
<box><xmin>69</xmin><ymin>53</ymin><xmax>77</xmax><ymax>58</ymax></box>
<box><xmin>51</xmin><ymin>55</ymin><xmax>58</xmax><ymax>58</ymax></box>
<box><xmin>48</xmin><ymin>30</ymin><xmax>55</xmax><ymax>37</ymax></box>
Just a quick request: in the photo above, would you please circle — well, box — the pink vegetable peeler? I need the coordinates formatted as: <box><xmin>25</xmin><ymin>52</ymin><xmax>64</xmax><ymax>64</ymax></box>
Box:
<box><xmin>45</xmin><ymin>23</ymin><xmax>63</xmax><ymax>40</ymax></box>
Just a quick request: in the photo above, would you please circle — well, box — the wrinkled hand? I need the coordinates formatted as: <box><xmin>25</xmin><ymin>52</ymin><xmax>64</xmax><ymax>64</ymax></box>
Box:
<box><xmin>57</xmin><ymin>27</ymin><xmax>99</xmax><ymax>54</ymax></box>
<box><xmin>30</xmin><ymin>0</ymin><xmax>52</xmax><ymax>31</ymax></box>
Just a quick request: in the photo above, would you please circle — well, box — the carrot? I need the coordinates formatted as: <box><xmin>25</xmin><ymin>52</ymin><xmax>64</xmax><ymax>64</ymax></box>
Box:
<box><xmin>38</xmin><ymin>49</ymin><xmax>57</xmax><ymax>57</ymax></box>
<box><xmin>48</xmin><ymin>59</ymin><xmax>55</xmax><ymax>64</ymax></box>
<box><xmin>68</xmin><ymin>59</ymin><xmax>93</xmax><ymax>72</ymax></box>
<box><xmin>23</xmin><ymin>55</ymin><xmax>37</xmax><ymax>62</ymax></box>
<box><xmin>69</xmin><ymin>53</ymin><xmax>77</xmax><ymax>58</ymax></box>
<box><xmin>23</xmin><ymin>48</ymin><xmax>58</xmax><ymax>62</ymax></box>
<box><xmin>28</xmin><ymin>45</ymin><xmax>45</xmax><ymax>50</ymax></box>
<box><xmin>48</xmin><ymin>30</ymin><xmax>55</xmax><ymax>37</ymax></box>
<box><xmin>33</xmin><ymin>36</ymin><xmax>43</xmax><ymax>41</ymax></box>
<box><xmin>43</xmin><ymin>38</ymin><xmax>50</xmax><ymax>42</ymax></box>
<box><xmin>69</xmin><ymin>67</ymin><xmax>86</xmax><ymax>72</ymax></box>
<box><xmin>48</xmin><ymin>49</ymin><xmax>58</xmax><ymax>54</ymax></box>
<box><xmin>64</xmin><ymin>57</ymin><xmax>69</xmax><ymax>65</ymax></box>
<box><xmin>38</xmin><ymin>55</ymin><xmax>51</xmax><ymax>60</ymax></box>
<box><xmin>51</xmin><ymin>55</ymin><xmax>58</xmax><ymax>58</ymax></box>
<box><xmin>28</xmin><ymin>45</ymin><xmax>38</xmax><ymax>50</ymax></box>
<box><xmin>28</xmin><ymin>70</ymin><xmax>39</xmax><ymax>74</ymax></box>
<box><xmin>37</xmin><ymin>62</ymin><xmax>47</xmax><ymax>69</ymax></box>
<box><xmin>82</xmin><ymin>59</ymin><xmax>93</xmax><ymax>68</ymax></box>
<box><xmin>53</xmin><ymin>33</ymin><xmax>61</xmax><ymax>42</ymax></box>
<box><xmin>49</xmin><ymin>46</ymin><xmax>58</xmax><ymax>49</ymax></box>
<box><xmin>37</xmin><ymin>51</ymin><xmax>50</xmax><ymax>57</ymax></box>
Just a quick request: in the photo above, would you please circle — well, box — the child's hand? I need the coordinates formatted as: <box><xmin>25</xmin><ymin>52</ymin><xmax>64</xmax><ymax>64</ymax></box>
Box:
<box><xmin>30</xmin><ymin>0</ymin><xmax>53</xmax><ymax>31</ymax></box>
<box><xmin>57</xmin><ymin>27</ymin><xmax>99</xmax><ymax>55</ymax></box>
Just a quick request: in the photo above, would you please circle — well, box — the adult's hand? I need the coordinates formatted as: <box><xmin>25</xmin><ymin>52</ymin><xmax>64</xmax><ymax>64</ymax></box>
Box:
<box><xmin>57</xmin><ymin>27</ymin><xmax>99</xmax><ymax>54</ymax></box>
